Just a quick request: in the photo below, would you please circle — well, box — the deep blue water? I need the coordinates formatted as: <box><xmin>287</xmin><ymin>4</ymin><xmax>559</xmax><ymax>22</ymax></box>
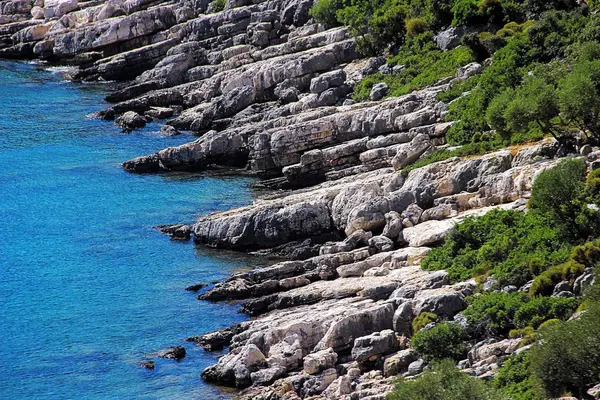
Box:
<box><xmin>0</xmin><ymin>61</ymin><xmax>258</xmax><ymax>399</ymax></box>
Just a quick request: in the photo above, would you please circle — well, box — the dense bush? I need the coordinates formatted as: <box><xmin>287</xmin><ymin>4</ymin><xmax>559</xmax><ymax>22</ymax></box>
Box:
<box><xmin>411</xmin><ymin>323</ymin><xmax>467</xmax><ymax>362</ymax></box>
<box><xmin>388</xmin><ymin>359</ymin><xmax>510</xmax><ymax>400</ymax></box>
<box><xmin>529</xmin><ymin>304</ymin><xmax>600</xmax><ymax>398</ymax></box>
<box><xmin>529</xmin><ymin>260</ymin><xmax>584</xmax><ymax>296</ymax></box>
<box><xmin>529</xmin><ymin>158</ymin><xmax>587</xmax><ymax>234</ymax></box>
<box><xmin>513</xmin><ymin>296</ymin><xmax>578</xmax><ymax>328</ymax></box>
<box><xmin>353</xmin><ymin>37</ymin><xmax>474</xmax><ymax>100</ymax></box>
<box><xmin>421</xmin><ymin>209</ymin><xmax>569</xmax><ymax>286</ymax></box>
<box><xmin>336</xmin><ymin>0</ymin><xmax>407</xmax><ymax>55</ymax></box>
<box><xmin>462</xmin><ymin>292</ymin><xmax>578</xmax><ymax>337</ymax></box>
<box><xmin>412</xmin><ymin>312</ymin><xmax>437</xmax><ymax>333</ymax></box>
<box><xmin>493</xmin><ymin>352</ymin><xmax>543</xmax><ymax>400</ymax></box>
<box><xmin>209</xmin><ymin>0</ymin><xmax>226</xmax><ymax>12</ymax></box>
<box><xmin>462</xmin><ymin>292</ymin><xmax>527</xmax><ymax>336</ymax></box>
<box><xmin>405</xmin><ymin>17</ymin><xmax>429</xmax><ymax>37</ymax></box>
<box><xmin>309</xmin><ymin>0</ymin><xmax>346</xmax><ymax>26</ymax></box>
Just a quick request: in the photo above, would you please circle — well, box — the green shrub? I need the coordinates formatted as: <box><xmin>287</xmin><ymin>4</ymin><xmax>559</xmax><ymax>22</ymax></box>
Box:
<box><xmin>529</xmin><ymin>158</ymin><xmax>587</xmax><ymax>238</ymax></box>
<box><xmin>529</xmin><ymin>304</ymin><xmax>600</xmax><ymax>398</ymax></box>
<box><xmin>493</xmin><ymin>352</ymin><xmax>543</xmax><ymax>400</ymax></box>
<box><xmin>509</xmin><ymin>326</ymin><xmax>537</xmax><ymax>346</ymax></box>
<box><xmin>463</xmin><ymin>292</ymin><xmax>578</xmax><ymax>339</ymax></box>
<box><xmin>452</xmin><ymin>0</ymin><xmax>482</xmax><ymax>26</ymax></box>
<box><xmin>209</xmin><ymin>0</ymin><xmax>226</xmax><ymax>12</ymax></box>
<box><xmin>353</xmin><ymin>37</ymin><xmax>474</xmax><ymax>101</ymax></box>
<box><xmin>405</xmin><ymin>18</ymin><xmax>428</xmax><ymax>37</ymax></box>
<box><xmin>422</xmin><ymin>209</ymin><xmax>570</xmax><ymax>286</ymax></box>
<box><xmin>310</xmin><ymin>0</ymin><xmax>346</xmax><ymax>26</ymax></box>
<box><xmin>336</xmin><ymin>0</ymin><xmax>407</xmax><ymax>55</ymax></box>
<box><xmin>529</xmin><ymin>260</ymin><xmax>585</xmax><ymax>296</ymax></box>
<box><xmin>463</xmin><ymin>292</ymin><xmax>527</xmax><ymax>337</ymax></box>
<box><xmin>513</xmin><ymin>296</ymin><xmax>579</xmax><ymax>328</ymax></box>
<box><xmin>411</xmin><ymin>323</ymin><xmax>467</xmax><ymax>362</ymax></box>
<box><xmin>412</xmin><ymin>312</ymin><xmax>437</xmax><ymax>333</ymax></box>
<box><xmin>388</xmin><ymin>359</ymin><xmax>510</xmax><ymax>400</ymax></box>
<box><xmin>537</xmin><ymin>318</ymin><xmax>560</xmax><ymax>330</ymax></box>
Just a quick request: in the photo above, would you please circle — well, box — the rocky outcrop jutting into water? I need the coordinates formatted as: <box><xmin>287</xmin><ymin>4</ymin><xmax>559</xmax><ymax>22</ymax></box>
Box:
<box><xmin>0</xmin><ymin>1</ymin><xmax>576</xmax><ymax>399</ymax></box>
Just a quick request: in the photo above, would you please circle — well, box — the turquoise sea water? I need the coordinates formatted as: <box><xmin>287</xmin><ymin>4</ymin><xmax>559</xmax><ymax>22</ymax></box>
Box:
<box><xmin>0</xmin><ymin>61</ymin><xmax>257</xmax><ymax>399</ymax></box>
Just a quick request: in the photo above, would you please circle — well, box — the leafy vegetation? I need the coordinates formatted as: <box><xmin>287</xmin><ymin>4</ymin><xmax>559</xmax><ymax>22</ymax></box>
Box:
<box><xmin>411</xmin><ymin>323</ymin><xmax>467</xmax><ymax>362</ymax></box>
<box><xmin>529</xmin><ymin>304</ymin><xmax>600</xmax><ymax>398</ymax></box>
<box><xmin>461</xmin><ymin>292</ymin><xmax>578</xmax><ymax>337</ymax></box>
<box><xmin>411</xmin><ymin>311</ymin><xmax>437</xmax><ymax>333</ymax></box>
<box><xmin>421</xmin><ymin>209</ymin><xmax>570</xmax><ymax>286</ymax></box>
<box><xmin>353</xmin><ymin>36</ymin><xmax>474</xmax><ymax>100</ymax></box>
<box><xmin>209</xmin><ymin>0</ymin><xmax>226</xmax><ymax>12</ymax></box>
<box><xmin>388</xmin><ymin>359</ymin><xmax>510</xmax><ymax>400</ymax></box>
<box><xmin>309</xmin><ymin>0</ymin><xmax>600</xmax><ymax>396</ymax></box>
<box><xmin>493</xmin><ymin>352</ymin><xmax>543</xmax><ymax>400</ymax></box>
<box><xmin>414</xmin><ymin>159</ymin><xmax>600</xmax><ymax>398</ymax></box>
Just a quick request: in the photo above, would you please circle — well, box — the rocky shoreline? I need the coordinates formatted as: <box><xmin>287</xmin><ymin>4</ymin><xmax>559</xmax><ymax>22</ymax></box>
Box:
<box><xmin>0</xmin><ymin>1</ymin><xmax>590</xmax><ymax>399</ymax></box>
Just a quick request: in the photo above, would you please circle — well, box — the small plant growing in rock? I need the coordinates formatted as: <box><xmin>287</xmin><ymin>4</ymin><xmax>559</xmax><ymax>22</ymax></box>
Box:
<box><xmin>209</xmin><ymin>0</ymin><xmax>226</xmax><ymax>13</ymax></box>
<box><xmin>411</xmin><ymin>312</ymin><xmax>437</xmax><ymax>333</ymax></box>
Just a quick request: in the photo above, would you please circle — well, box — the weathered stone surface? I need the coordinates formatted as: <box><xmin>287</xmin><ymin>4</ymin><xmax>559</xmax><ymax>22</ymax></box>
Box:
<box><xmin>370</xmin><ymin>82</ymin><xmax>388</xmax><ymax>101</ymax></box>
<box><xmin>383</xmin><ymin>349</ymin><xmax>417</xmax><ymax>377</ymax></box>
<box><xmin>351</xmin><ymin>329</ymin><xmax>399</xmax><ymax>363</ymax></box>
<box><xmin>201</xmin><ymin>344</ymin><xmax>267</xmax><ymax>388</ymax></box>
<box><xmin>116</xmin><ymin>111</ymin><xmax>146</xmax><ymax>131</ymax></box>
<box><xmin>303</xmin><ymin>347</ymin><xmax>338</xmax><ymax>375</ymax></box>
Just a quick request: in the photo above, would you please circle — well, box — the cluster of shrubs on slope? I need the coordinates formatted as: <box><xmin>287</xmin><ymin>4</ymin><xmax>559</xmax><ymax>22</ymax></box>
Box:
<box><xmin>311</xmin><ymin>0</ymin><xmax>600</xmax><ymax>166</ymax></box>
<box><xmin>385</xmin><ymin>159</ymin><xmax>600</xmax><ymax>399</ymax></box>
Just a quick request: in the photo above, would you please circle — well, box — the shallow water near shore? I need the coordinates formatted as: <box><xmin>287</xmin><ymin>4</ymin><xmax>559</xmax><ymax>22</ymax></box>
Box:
<box><xmin>0</xmin><ymin>60</ymin><xmax>258</xmax><ymax>400</ymax></box>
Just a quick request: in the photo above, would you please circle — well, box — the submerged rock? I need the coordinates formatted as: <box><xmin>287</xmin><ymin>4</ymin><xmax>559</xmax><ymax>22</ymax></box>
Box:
<box><xmin>157</xmin><ymin>346</ymin><xmax>186</xmax><ymax>360</ymax></box>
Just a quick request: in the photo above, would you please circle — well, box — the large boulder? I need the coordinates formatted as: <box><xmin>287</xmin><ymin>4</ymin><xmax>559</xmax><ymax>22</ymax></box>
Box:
<box><xmin>412</xmin><ymin>288</ymin><xmax>467</xmax><ymax>318</ymax></box>
<box><xmin>116</xmin><ymin>111</ymin><xmax>146</xmax><ymax>131</ymax></box>
<box><xmin>201</xmin><ymin>344</ymin><xmax>267</xmax><ymax>388</ymax></box>
<box><xmin>370</xmin><ymin>82</ymin><xmax>388</xmax><ymax>101</ymax></box>
<box><xmin>392</xmin><ymin>301</ymin><xmax>413</xmax><ymax>336</ymax></box>
<box><xmin>392</xmin><ymin>134</ymin><xmax>431</xmax><ymax>170</ymax></box>
<box><xmin>383</xmin><ymin>349</ymin><xmax>418</xmax><ymax>377</ymax></box>
<box><xmin>351</xmin><ymin>329</ymin><xmax>399</xmax><ymax>363</ymax></box>
<box><xmin>303</xmin><ymin>347</ymin><xmax>338</xmax><ymax>375</ymax></box>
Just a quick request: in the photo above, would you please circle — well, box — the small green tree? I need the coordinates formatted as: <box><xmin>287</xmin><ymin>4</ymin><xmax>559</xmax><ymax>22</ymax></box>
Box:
<box><xmin>337</xmin><ymin>0</ymin><xmax>407</xmax><ymax>55</ymax></box>
<box><xmin>310</xmin><ymin>0</ymin><xmax>346</xmax><ymax>26</ymax></box>
<box><xmin>558</xmin><ymin>59</ymin><xmax>600</xmax><ymax>141</ymax></box>
<box><xmin>529</xmin><ymin>158</ymin><xmax>587</xmax><ymax>238</ymax></box>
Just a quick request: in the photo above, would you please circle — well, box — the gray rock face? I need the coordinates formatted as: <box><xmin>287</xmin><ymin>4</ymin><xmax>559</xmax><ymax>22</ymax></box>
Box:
<box><xmin>435</xmin><ymin>26</ymin><xmax>473</xmax><ymax>50</ymax></box>
<box><xmin>392</xmin><ymin>301</ymin><xmax>413</xmax><ymax>336</ymax></box>
<box><xmin>351</xmin><ymin>330</ymin><xmax>399</xmax><ymax>363</ymax></box>
<box><xmin>303</xmin><ymin>347</ymin><xmax>338</xmax><ymax>374</ymax></box>
<box><xmin>456</xmin><ymin>62</ymin><xmax>482</xmax><ymax>81</ymax></box>
<box><xmin>383</xmin><ymin>349</ymin><xmax>417</xmax><ymax>377</ymax></box>
<box><xmin>116</xmin><ymin>111</ymin><xmax>146</xmax><ymax>130</ymax></box>
<box><xmin>201</xmin><ymin>344</ymin><xmax>267</xmax><ymax>388</ymax></box>
<box><xmin>370</xmin><ymin>82</ymin><xmax>388</xmax><ymax>101</ymax></box>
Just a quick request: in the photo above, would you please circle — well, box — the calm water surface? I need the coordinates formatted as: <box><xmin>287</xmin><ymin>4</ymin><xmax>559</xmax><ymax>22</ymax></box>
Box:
<box><xmin>0</xmin><ymin>61</ymin><xmax>258</xmax><ymax>400</ymax></box>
